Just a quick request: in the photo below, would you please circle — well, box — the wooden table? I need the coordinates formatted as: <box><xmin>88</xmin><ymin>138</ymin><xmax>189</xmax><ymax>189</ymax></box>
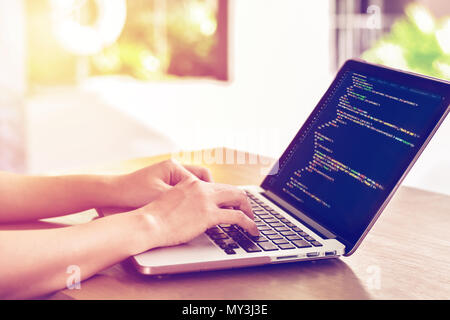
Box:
<box><xmin>13</xmin><ymin>148</ymin><xmax>450</xmax><ymax>299</ymax></box>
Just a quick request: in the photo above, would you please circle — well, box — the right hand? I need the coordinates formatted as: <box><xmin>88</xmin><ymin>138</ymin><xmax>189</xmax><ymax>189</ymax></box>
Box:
<box><xmin>137</xmin><ymin>177</ymin><xmax>259</xmax><ymax>249</ymax></box>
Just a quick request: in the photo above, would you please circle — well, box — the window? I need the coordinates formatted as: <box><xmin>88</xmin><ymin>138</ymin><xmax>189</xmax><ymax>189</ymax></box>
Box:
<box><xmin>330</xmin><ymin>0</ymin><xmax>450</xmax><ymax>80</ymax></box>
<box><xmin>26</xmin><ymin>0</ymin><xmax>229</xmax><ymax>86</ymax></box>
<box><xmin>330</xmin><ymin>0</ymin><xmax>412</xmax><ymax>71</ymax></box>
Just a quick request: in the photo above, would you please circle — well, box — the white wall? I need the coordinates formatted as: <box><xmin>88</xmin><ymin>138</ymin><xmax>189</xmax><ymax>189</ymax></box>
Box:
<box><xmin>0</xmin><ymin>0</ymin><xmax>26</xmax><ymax>95</ymax></box>
<box><xmin>401</xmin><ymin>118</ymin><xmax>450</xmax><ymax>195</ymax></box>
<box><xmin>0</xmin><ymin>0</ymin><xmax>26</xmax><ymax>172</ymax></box>
<box><xmin>84</xmin><ymin>0</ymin><xmax>332</xmax><ymax>158</ymax></box>
<box><xmin>226</xmin><ymin>0</ymin><xmax>332</xmax><ymax>156</ymax></box>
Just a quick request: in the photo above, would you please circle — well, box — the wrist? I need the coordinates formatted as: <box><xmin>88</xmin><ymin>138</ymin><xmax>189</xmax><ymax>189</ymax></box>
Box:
<box><xmin>91</xmin><ymin>174</ymin><xmax>129</xmax><ymax>208</ymax></box>
<box><xmin>128</xmin><ymin>207</ymin><xmax>163</xmax><ymax>253</ymax></box>
<box><xmin>85</xmin><ymin>209</ymin><xmax>159</xmax><ymax>257</ymax></box>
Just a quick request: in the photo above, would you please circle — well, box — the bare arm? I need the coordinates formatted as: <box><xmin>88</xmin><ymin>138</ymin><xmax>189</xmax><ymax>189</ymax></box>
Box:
<box><xmin>0</xmin><ymin>177</ymin><xmax>258</xmax><ymax>299</ymax></box>
<box><xmin>0</xmin><ymin>172</ymin><xmax>120</xmax><ymax>223</ymax></box>
<box><xmin>0</xmin><ymin>212</ymin><xmax>151</xmax><ymax>299</ymax></box>
<box><xmin>0</xmin><ymin>159</ymin><xmax>213</xmax><ymax>223</ymax></box>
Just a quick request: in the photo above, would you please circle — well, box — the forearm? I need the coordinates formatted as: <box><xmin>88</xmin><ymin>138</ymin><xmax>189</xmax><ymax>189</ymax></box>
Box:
<box><xmin>0</xmin><ymin>211</ymin><xmax>153</xmax><ymax>299</ymax></box>
<box><xmin>0</xmin><ymin>172</ymin><xmax>123</xmax><ymax>223</ymax></box>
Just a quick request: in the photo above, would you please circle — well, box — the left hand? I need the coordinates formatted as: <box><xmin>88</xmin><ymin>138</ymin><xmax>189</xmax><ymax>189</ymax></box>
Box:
<box><xmin>98</xmin><ymin>159</ymin><xmax>213</xmax><ymax>215</ymax></box>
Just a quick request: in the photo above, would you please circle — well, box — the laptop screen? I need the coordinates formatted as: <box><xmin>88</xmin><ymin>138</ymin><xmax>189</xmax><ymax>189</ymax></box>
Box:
<box><xmin>261</xmin><ymin>59</ymin><xmax>449</xmax><ymax>249</ymax></box>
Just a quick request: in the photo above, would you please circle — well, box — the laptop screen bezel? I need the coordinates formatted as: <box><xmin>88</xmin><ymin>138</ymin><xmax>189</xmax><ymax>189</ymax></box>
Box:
<box><xmin>260</xmin><ymin>59</ymin><xmax>450</xmax><ymax>254</ymax></box>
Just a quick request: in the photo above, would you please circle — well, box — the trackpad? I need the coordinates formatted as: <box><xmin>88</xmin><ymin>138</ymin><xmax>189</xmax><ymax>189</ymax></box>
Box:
<box><xmin>133</xmin><ymin>234</ymin><xmax>224</xmax><ymax>267</ymax></box>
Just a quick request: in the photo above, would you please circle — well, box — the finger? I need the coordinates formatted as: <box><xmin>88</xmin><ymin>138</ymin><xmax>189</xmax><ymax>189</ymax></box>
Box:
<box><xmin>183</xmin><ymin>165</ymin><xmax>213</xmax><ymax>182</ymax></box>
<box><xmin>166</xmin><ymin>159</ymin><xmax>198</xmax><ymax>185</ymax></box>
<box><xmin>212</xmin><ymin>185</ymin><xmax>253</xmax><ymax>219</ymax></box>
<box><xmin>216</xmin><ymin>209</ymin><xmax>259</xmax><ymax>236</ymax></box>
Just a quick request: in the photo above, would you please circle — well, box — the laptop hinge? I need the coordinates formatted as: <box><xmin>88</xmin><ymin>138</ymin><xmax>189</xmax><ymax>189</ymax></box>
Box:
<box><xmin>262</xmin><ymin>190</ymin><xmax>337</xmax><ymax>240</ymax></box>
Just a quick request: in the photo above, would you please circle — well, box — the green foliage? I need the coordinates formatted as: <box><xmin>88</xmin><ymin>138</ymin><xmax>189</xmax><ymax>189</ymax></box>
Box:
<box><xmin>362</xmin><ymin>4</ymin><xmax>450</xmax><ymax>80</ymax></box>
<box><xmin>89</xmin><ymin>0</ymin><xmax>219</xmax><ymax>81</ymax></box>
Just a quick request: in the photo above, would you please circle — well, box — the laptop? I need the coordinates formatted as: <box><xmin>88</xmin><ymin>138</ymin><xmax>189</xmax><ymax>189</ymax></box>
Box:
<box><xmin>131</xmin><ymin>59</ymin><xmax>450</xmax><ymax>275</ymax></box>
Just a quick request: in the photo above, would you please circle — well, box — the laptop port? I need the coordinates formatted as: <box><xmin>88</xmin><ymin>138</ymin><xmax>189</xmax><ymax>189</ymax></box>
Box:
<box><xmin>325</xmin><ymin>251</ymin><xmax>336</xmax><ymax>256</ymax></box>
<box><xmin>306</xmin><ymin>252</ymin><xmax>320</xmax><ymax>257</ymax></box>
<box><xmin>276</xmin><ymin>255</ymin><xmax>298</xmax><ymax>260</ymax></box>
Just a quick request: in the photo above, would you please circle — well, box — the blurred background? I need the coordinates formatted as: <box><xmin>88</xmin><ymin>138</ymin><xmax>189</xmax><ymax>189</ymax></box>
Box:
<box><xmin>0</xmin><ymin>0</ymin><xmax>449</xmax><ymax>194</ymax></box>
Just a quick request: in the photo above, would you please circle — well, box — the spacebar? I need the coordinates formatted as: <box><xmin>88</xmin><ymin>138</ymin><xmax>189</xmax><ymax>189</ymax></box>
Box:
<box><xmin>235</xmin><ymin>238</ymin><xmax>262</xmax><ymax>252</ymax></box>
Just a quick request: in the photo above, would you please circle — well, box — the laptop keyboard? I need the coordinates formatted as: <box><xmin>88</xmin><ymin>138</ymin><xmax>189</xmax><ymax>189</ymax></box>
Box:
<box><xmin>205</xmin><ymin>190</ymin><xmax>323</xmax><ymax>255</ymax></box>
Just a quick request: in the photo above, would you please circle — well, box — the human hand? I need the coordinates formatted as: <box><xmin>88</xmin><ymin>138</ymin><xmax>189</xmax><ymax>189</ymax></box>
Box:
<box><xmin>136</xmin><ymin>177</ymin><xmax>259</xmax><ymax>249</ymax></box>
<box><xmin>100</xmin><ymin>159</ymin><xmax>213</xmax><ymax>215</ymax></box>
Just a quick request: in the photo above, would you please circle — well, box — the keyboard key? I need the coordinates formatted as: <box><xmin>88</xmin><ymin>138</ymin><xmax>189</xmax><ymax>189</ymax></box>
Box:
<box><xmin>266</xmin><ymin>234</ymin><xmax>283</xmax><ymax>240</ymax></box>
<box><xmin>253</xmin><ymin>210</ymin><xmax>265</xmax><ymax>215</ymax></box>
<box><xmin>304</xmin><ymin>236</ymin><xmax>315</xmax><ymax>242</ymax></box>
<box><xmin>214</xmin><ymin>240</ymin><xmax>228</xmax><ymax>249</ymax></box>
<box><xmin>205</xmin><ymin>227</ymin><xmax>221</xmax><ymax>235</ymax></box>
<box><xmin>226</xmin><ymin>242</ymin><xmax>239</xmax><ymax>249</ymax></box>
<box><xmin>292</xmin><ymin>227</ymin><xmax>303</xmax><ymax>232</ymax></box>
<box><xmin>248</xmin><ymin>235</ymin><xmax>269</xmax><ymax>242</ymax></box>
<box><xmin>292</xmin><ymin>240</ymin><xmax>312</xmax><ymax>248</ymax></box>
<box><xmin>261</xmin><ymin>230</ymin><xmax>277</xmax><ymax>236</ymax></box>
<box><xmin>285</xmin><ymin>222</ymin><xmax>296</xmax><ymax>227</ymax></box>
<box><xmin>286</xmin><ymin>235</ymin><xmax>302</xmax><ymax>241</ymax></box>
<box><xmin>214</xmin><ymin>239</ymin><xmax>239</xmax><ymax>252</ymax></box>
<box><xmin>235</xmin><ymin>238</ymin><xmax>262</xmax><ymax>253</ymax></box>
<box><xmin>278</xmin><ymin>243</ymin><xmax>296</xmax><ymax>250</ymax></box>
<box><xmin>210</xmin><ymin>233</ymin><xmax>229</xmax><ymax>240</ymax></box>
<box><xmin>267</xmin><ymin>222</ymin><xmax>284</xmax><ymax>227</ymax></box>
<box><xmin>311</xmin><ymin>241</ymin><xmax>323</xmax><ymax>247</ymax></box>
<box><xmin>262</xmin><ymin>218</ymin><xmax>278</xmax><ymax>224</ymax></box>
<box><xmin>219</xmin><ymin>223</ymin><xmax>232</xmax><ymax>227</ymax></box>
<box><xmin>269</xmin><ymin>211</ymin><xmax>282</xmax><ymax>217</ymax></box>
<box><xmin>257</xmin><ymin>225</ymin><xmax>272</xmax><ymax>231</ymax></box>
<box><xmin>224</xmin><ymin>248</ymin><xmax>236</xmax><ymax>255</ymax></box>
<box><xmin>228</xmin><ymin>232</ymin><xmax>246</xmax><ymax>241</ymax></box>
<box><xmin>273</xmin><ymin>226</ymin><xmax>290</xmax><ymax>232</ymax></box>
<box><xmin>258</xmin><ymin>241</ymin><xmax>279</xmax><ymax>251</ymax></box>
<box><xmin>280</xmin><ymin>231</ymin><xmax>296</xmax><ymax>236</ymax></box>
<box><xmin>298</xmin><ymin>232</ymin><xmax>309</xmax><ymax>237</ymax></box>
<box><xmin>221</xmin><ymin>226</ymin><xmax>236</xmax><ymax>232</ymax></box>
<box><xmin>272</xmin><ymin>238</ymin><xmax>289</xmax><ymax>245</ymax></box>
